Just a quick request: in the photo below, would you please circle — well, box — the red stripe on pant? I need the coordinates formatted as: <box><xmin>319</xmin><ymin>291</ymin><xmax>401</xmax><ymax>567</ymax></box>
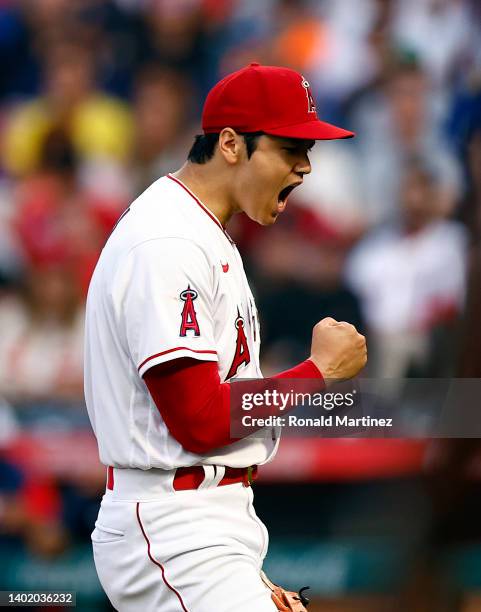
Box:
<box><xmin>136</xmin><ymin>502</ymin><xmax>189</xmax><ymax>611</ymax></box>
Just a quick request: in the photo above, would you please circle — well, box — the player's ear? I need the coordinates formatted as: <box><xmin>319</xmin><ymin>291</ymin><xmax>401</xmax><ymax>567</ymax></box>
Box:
<box><xmin>218</xmin><ymin>128</ymin><xmax>243</xmax><ymax>165</ymax></box>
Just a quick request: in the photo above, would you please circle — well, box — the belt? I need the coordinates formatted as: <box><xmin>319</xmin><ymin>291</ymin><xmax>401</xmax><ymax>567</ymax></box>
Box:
<box><xmin>173</xmin><ymin>465</ymin><xmax>258</xmax><ymax>490</ymax></box>
<box><xmin>106</xmin><ymin>465</ymin><xmax>258</xmax><ymax>492</ymax></box>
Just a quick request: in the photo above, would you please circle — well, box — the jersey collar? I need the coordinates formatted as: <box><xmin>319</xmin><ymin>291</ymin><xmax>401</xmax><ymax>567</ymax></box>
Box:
<box><xmin>167</xmin><ymin>174</ymin><xmax>235</xmax><ymax>245</ymax></box>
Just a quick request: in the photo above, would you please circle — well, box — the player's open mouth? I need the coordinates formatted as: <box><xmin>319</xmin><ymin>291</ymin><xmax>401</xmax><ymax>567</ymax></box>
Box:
<box><xmin>277</xmin><ymin>182</ymin><xmax>301</xmax><ymax>211</ymax></box>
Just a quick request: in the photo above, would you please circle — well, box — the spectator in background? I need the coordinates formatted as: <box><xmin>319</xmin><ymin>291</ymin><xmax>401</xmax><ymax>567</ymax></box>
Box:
<box><xmin>0</xmin><ymin>260</ymin><xmax>85</xmax><ymax>401</ymax></box>
<box><xmin>391</xmin><ymin>0</ymin><xmax>471</xmax><ymax>88</ymax></box>
<box><xmin>2</xmin><ymin>36</ymin><xmax>133</xmax><ymax>177</ymax></box>
<box><xmin>346</xmin><ymin>160</ymin><xmax>467</xmax><ymax>379</ymax></box>
<box><xmin>129</xmin><ymin>66</ymin><xmax>193</xmax><ymax>194</ymax></box>
<box><xmin>139</xmin><ymin>0</ymin><xmax>209</xmax><ymax>94</ymax></box>
<box><xmin>354</xmin><ymin>57</ymin><xmax>462</xmax><ymax>226</ymax></box>
<box><xmin>13</xmin><ymin>128</ymin><xmax>125</xmax><ymax>295</ymax></box>
<box><xmin>0</xmin><ymin>130</ymin><xmax>102</xmax><ymax>402</ymax></box>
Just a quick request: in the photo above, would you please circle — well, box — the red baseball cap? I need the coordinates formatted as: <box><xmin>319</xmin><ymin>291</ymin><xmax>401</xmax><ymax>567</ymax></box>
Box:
<box><xmin>202</xmin><ymin>62</ymin><xmax>354</xmax><ymax>140</ymax></box>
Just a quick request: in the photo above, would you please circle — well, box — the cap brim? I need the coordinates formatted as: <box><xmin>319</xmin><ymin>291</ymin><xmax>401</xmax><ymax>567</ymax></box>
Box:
<box><xmin>264</xmin><ymin>119</ymin><xmax>354</xmax><ymax>140</ymax></box>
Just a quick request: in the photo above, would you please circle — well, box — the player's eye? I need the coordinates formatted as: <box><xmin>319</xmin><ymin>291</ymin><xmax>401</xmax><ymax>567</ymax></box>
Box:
<box><xmin>282</xmin><ymin>147</ymin><xmax>300</xmax><ymax>154</ymax></box>
<box><xmin>282</xmin><ymin>145</ymin><xmax>313</xmax><ymax>154</ymax></box>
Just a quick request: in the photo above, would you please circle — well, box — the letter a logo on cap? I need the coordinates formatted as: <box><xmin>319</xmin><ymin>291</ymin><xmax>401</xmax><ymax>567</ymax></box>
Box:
<box><xmin>301</xmin><ymin>77</ymin><xmax>316</xmax><ymax>114</ymax></box>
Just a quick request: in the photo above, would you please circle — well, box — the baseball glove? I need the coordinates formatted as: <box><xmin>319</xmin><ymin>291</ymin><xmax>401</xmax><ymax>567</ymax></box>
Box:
<box><xmin>260</xmin><ymin>571</ymin><xmax>310</xmax><ymax>611</ymax></box>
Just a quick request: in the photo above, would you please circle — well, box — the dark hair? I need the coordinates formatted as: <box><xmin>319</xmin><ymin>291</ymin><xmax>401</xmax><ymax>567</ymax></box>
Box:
<box><xmin>187</xmin><ymin>132</ymin><xmax>264</xmax><ymax>164</ymax></box>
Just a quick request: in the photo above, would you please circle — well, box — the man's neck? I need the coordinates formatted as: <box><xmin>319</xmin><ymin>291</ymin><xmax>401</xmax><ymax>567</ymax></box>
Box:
<box><xmin>172</xmin><ymin>163</ymin><xmax>236</xmax><ymax>226</ymax></box>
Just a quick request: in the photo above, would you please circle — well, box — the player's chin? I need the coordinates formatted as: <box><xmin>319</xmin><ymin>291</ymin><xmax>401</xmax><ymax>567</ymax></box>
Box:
<box><xmin>249</xmin><ymin>207</ymin><xmax>278</xmax><ymax>226</ymax></box>
<box><xmin>248</xmin><ymin>199</ymin><xmax>282</xmax><ymax>225</ymax></box>
<box><xmin>264</xmin><ymin>201</ymin><xmax>284</xmax><ymax>225</ymax></box>
<box><xmin>257</xmin><ymin>211</ymin><xmax>279</xmax><ymax>226</ymax></box>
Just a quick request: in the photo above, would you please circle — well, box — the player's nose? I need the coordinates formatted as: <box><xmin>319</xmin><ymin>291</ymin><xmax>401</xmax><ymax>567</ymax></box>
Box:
<box><xmin>294</xmin><ymin>154</ymin><xmax>311</xmax><ymax>176</ymax></box>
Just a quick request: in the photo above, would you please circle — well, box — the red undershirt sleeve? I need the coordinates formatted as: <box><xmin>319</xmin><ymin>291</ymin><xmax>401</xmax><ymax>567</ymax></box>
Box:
<box><xmin>143</xmin><ymin>358</ymin><xmax>324</xmax><ymax>454</ymax></box>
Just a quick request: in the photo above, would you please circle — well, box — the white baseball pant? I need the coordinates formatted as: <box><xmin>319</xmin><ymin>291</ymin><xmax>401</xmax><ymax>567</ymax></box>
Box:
<box><xmin>91</xmin><ymin>466</ymin><xmax>277</xmax><ymax>611</ymax></box>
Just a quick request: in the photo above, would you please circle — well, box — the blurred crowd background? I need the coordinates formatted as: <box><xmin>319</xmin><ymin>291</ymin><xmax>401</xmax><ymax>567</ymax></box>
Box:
<box><xmin>0</xmin><ymin>0</ymin><xmax>480</xmax><ymax>610</ymax></box>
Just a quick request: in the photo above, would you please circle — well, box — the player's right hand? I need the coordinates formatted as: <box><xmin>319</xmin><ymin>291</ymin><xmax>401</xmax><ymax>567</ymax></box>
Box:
<box><xmin>309</xmin><ymin>317</ymin><xmax>367</xmax><ymax>381</ymax></box>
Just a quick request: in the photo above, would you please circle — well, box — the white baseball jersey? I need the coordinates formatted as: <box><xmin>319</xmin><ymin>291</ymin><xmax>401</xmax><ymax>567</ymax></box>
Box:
<box><xmin>84</xmin><ymin>174</ymin><xmax>279</xmax><ymax>470</ymax></box>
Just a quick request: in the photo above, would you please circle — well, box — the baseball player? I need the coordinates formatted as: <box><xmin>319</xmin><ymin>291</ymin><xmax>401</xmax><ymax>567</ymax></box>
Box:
<box><xmin>84</xmin><ymin>63</ymin><xmax>366</xmax><ymax>611</ymax></box>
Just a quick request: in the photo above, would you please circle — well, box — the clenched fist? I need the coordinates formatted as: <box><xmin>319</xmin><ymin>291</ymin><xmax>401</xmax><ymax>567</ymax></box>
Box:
<box><xmin>310</xmin><ymin>317</ymin><xmax>367</xmax><ymax>381</ymax></box>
